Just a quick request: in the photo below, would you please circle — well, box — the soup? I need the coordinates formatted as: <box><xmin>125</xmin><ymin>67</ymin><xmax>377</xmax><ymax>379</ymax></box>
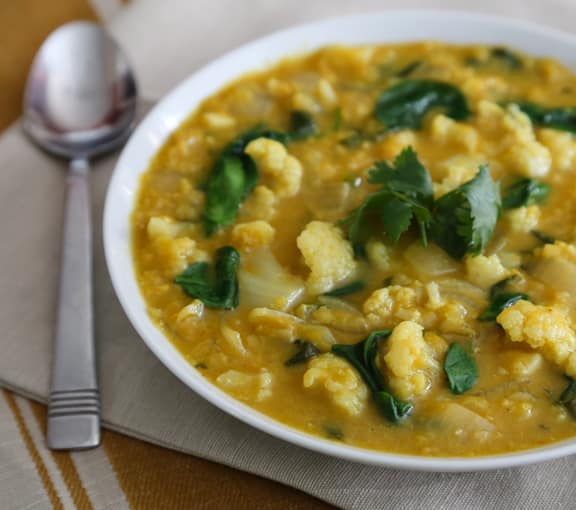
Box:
<box><xmin>132</xmin><ymin>42</ymin><xmax>576</xmax><ymax>456</ymax></box>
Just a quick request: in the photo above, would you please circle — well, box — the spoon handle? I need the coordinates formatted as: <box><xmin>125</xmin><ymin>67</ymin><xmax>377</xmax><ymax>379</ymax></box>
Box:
<box><xmin>47</xmin><ymin>158</ymin><xmax>100</xmax><ymax>450</ymax></box>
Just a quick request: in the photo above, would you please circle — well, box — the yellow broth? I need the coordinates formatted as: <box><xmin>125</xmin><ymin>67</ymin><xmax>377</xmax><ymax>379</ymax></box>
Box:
<box><xmin>132</xmin><ymin>43</ymin><xmax>576</xmax><ymax>456</ymax></box>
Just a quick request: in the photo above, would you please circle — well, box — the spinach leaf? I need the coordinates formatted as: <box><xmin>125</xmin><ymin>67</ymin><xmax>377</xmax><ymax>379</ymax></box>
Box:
<box><xmin>332</xmin><ymin>330</ymin><xmax>413</xmax><ymax>422</ymax></box>
<box><xmin>510</xmin><ymin>101</ymin><xmax>576</xmax><ymax>133</ymax></box>
<box><xmin>174</xmin><ymin>246</ymin><xmax>240</xmax><ymax>309</ymax></box>
<box><xmin>284</xmin><ymin>340</ymin><xmax>321</xmax><ymax>366</ymax></box>
<box><xmin>203</xmin><ymin>126</ymin><xmax>286</xmax><ymax>235</ymax></box>
<box><xmin>531</xmin><ymin>230</ymin><xmax>555</xmax><ymax>244</ymax></box>
<box><xmin>374</xmin><ymin>79</ymin><xmax>470</xmax><ymax>131</ymax></box>
<box><xmin>340</xmin><ymin>146</ymin><xmax>433</xmax><ymax>249</ymax></box>
<box><xmin>479</xmin><ymin>275</ymin><xmax>529</xmax><ymax>321</ymax></box>
<box><xmin>559</xmin><ymin>377</ymin><xmax>576</xmax><ymax>418</ymax></box>
<box><xmin>431</xmin><ymin>165</ymin><xmax>501</xmax><ymax>259</ymax></box>
<box><xmin>502</xmin><ymin>178</ymin><xmax>550</xmax><ymax>210</ymax></box>
<box><xmin>489</xmin><ymin>276</ymin><xmax>517</xmax><ymax>301</ymax></box>
<box><xmin>491</xmin><ymin>47</ymin><xmax>523</xmax><ymax>69</ymax></box>
<box><xmin>324</xmin><ymin>280</ymin><xmax>365</xmax><ymax>297</ymax></box>
<box><xmin>443</xmin><ymin>343</ymin><xmax>479</xmax><ymax>394</ymax></box>
<box><xmin>479</xmin><ymin>293</ymin><xmax>529</xmax><ymax>322</ymax></box>
<box><xmin>288</xmin><ymin>110</ymin><xmax>317</xmax><ymax>140</ymax></box>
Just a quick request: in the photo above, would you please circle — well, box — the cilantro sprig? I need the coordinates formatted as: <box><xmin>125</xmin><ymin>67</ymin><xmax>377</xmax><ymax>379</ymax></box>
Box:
<box><xmin>339</xmin><ymin>147</ymin><xmax>433</xmax><ymax>250</ymax></box>
<box><xmin>430</xmin><ymin>166</ymin><xmax>501</xmax><ymax>259</ymax></box>
<box><xmin>340</xmin><ymin>147</ymin><xmax>501</xmax><ymax>260</ymax></box>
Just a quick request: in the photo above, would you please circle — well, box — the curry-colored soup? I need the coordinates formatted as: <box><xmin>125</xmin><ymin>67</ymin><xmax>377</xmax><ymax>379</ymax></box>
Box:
<box><xmin>132</xmin><ymin>42</ymin><xmax>576</xmax><ymax>456</ymax></box>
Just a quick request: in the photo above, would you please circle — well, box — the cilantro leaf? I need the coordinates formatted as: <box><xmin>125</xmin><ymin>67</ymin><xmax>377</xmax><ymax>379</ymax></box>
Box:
<box><xmin>340</xmin><ymin>146</ymin><xmax>433</xmax><ymax>249</ymax></box>
<box><xmin>174</xmin><ymin>246</ymin><xmax>240</xmax><ymax>309</ymax></box>
<box><xmin>431</xmin><ymin>165</ymin><xmax>501</xmax><ymax>259</ymax></box>
<box><xmin>502</xmin><ymin>178</ymin><xmax>550</xmax><ymax>210</ymax></box>
<box><xmin>375</xmin><ymin>80</ymin><xmax>470</xmax><ymax>131</ymax></box>
<box><xmin>368</xmin><ymin>146</ymin><xmax>434</xmax><ymax>206</ymax></box>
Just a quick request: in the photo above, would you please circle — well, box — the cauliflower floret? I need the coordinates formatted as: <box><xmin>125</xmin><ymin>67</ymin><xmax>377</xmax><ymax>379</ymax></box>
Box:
<box><xmin>476</xmin><ymin>101</ymin><xmax>551</xmax><ymax>178</ymax></box>
<box><xmin>531</xmin><ymin>241</ymin><xmax>576</xmax><ymax>293</ymax></box>
<box><xmin>303</xmin><ymin>353</ymin><xmax>368</xmax><ymax>416</ymax></box>
<box><xmin>364</xmin><ymin>286</ymin><xmax>422</xmax><ymax>325</ymax></box>
<box><xmin>363</xmin><ymin>282</ymin><xmax>473</xmax><ymax>334</ymax></box>
<box><xmin>296</xmin><ymin>221</ymin><xmax>357</xmax><ymax>294</ymax></box>
<box><xmin>433</xmin><ymin>155</ymin><xmax>487</xmax><ymax>196</ymax></box>
<box><xmin>505</xmin><ymin>205</ymin><xmax>541</xmax><ymax>233</ymax></box>
<box><xmin>497</xmin><ymin>300</ymin><xmax>576</xmax><ymax>377</ymax></box>
<box><xmin>538</xmin><ymin>128</ymin><xmax>576</xmax><ymax>171</ymax></box>
<box><xmin>429</xmin><ymin>114</ymin><xmax>478</xmax><ymax>152</ymax></box>
<box><xmin>232</xmin><ymin>221</ymin><xmax>275</xmax><ymax>251</ymax></box>
<box><xmin>465</xmin><ymin>254</ymin><xmax>511</xmax><ymax>289</ymax></box>
<box><xmin>381</xmin><ymin>321</ymin><xmax>444</xmax><ymax>400</ymax></box>
<box><xmin>147</xmin><ymin>216</ymin><xmax>197</xmax><ymax>240</ymax></box>
<box><xmin>240</xmin><ymin>185</ymin><xmax>277</xmax><ymax>221</ymax></box>
<box><xmin>244</xmin><ymin>138</ymin><xmax>303</xmax><ymax>197</ymax></box>
<box><xmin>216</xmin><ymin>369</ymin><xmax>272</xmax><ymax>402</ymax></box>
<box><xmin>310</xmin><ymin>306</ymin><xmax>368</xmax><ymax>334</ymax></box>
<box><xmin>149</xmin><ymin>236</ymin><xmax>209</xmax><ymax>276</ymax></box>
<box><xmin>202</xmin><ymin>112</ymin><xmax>236</xmax><ymax>129</ymax></box>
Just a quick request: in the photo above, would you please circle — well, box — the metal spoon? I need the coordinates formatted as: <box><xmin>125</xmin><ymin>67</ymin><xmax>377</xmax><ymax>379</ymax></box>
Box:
<box><xmin>23</xmin><ymin>21</ymin><xmax>137</xmax><ymax>450</ymax></box>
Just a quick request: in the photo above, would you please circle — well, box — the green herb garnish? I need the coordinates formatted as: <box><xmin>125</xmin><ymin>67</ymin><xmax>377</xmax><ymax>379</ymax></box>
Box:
<box><xmin>479</xmin><ymin>292</ymin><xmax>529</xmax><ymax>322</ymax></box>
<box><xmin>284</xmin><ymin>340</ymin><xmax>321</xmax><ymax>367</ymax></box>
<box><xmin>340</xmin><ymin>146</ymin><xmax>433</xmax><ymax>250</ymax></box>
<box><xmin>559</xmin><ymin>377</ymin><xmax>576</xmax><ymax>418</ymax></box>
<box><xmin>374</xmin><ymin>79</ymin><xmax>470</xmax><ymax>131</ymax></box>
<box><xmin>502</xmin><ymin>178</ymin><xmax>550</xmax><ymax>210</ymax></box>
<box><xmin>288</xmin><ymin>110</ymin><xmax>317</xmax><ymax>140</ymax></box>
<box><xmin>174</xmin><ymin>246</ymin><xmax>240</xmax><ymax>309</ymax></box>
<box><xmin>332</xmin><ymin>330</ymin><xmax>413</xmax><ymax>422</ymax></box>
<box><xmin>203</xmin><ymin>126</ymin><xmax>286</xmax><ymax>235</ymax></box>
<box><xmin>324</xmin><ymin>280</ymin><xmax>365</xmax><ymax>297</ymax></box>
<box><xmin>510</xmin><ymin>101</ymin><xmax>576</xmax><ymax>133</ymax></box>
<box><xmin>431</xmin><ymin>166</ymin><xmax>501</xmax><ymax>259</ymax></box>
<box><xmin>491</xmin><ymin>47</ymin><xmax>523</xmax><ymax>69</ymax></box>
<box><xmin>443</xmin><ymin>343</ymin><xmax>479</xmax><ymax>394</ymax></box>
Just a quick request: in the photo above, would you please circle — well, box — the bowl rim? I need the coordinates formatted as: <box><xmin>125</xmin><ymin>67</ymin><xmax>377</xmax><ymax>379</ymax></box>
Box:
<box><xmin>104</xmin><ymin>9</ymin><xmax>576</xmax><ymax>471</ymax></box>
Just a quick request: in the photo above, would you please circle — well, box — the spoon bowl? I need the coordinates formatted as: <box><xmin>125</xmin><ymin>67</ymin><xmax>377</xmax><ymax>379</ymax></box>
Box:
<box><xmin>23</xmin><ymin>21</ymin><xmax>137</xmax><ymax>159</ymax></box>
<box><xmin>23</xmin><ymin>21</ymin><xmax>137</xmax><ymax>450</ymax></box>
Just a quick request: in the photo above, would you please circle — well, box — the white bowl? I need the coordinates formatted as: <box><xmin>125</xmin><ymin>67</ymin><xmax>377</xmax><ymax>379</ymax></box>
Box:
<box><xmin>104</xmin><ymin>10</ymin><xmax>576</xmax><ymax>471</ymax></box>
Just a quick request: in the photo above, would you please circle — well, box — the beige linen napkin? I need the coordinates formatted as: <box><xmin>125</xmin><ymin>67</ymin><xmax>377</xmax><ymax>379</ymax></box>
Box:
<box><xmin>1</xmin><ymin>109</ymin><xmax>576</xmax><ymax>510</ymax></box>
